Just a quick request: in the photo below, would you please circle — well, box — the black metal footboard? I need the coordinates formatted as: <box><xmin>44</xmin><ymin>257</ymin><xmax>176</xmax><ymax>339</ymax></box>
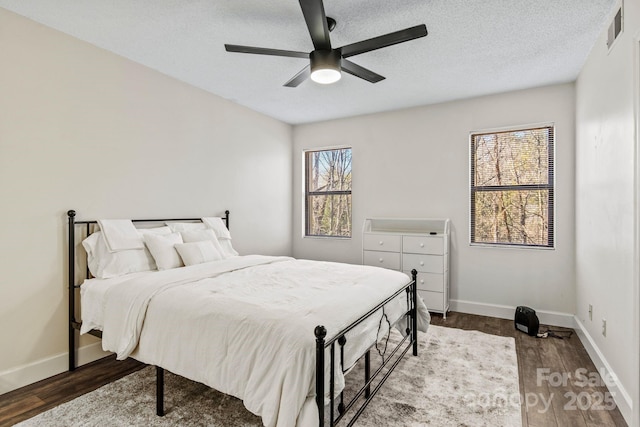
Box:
<box><xmin>314</xmin><ymin>269</ymin><xmax>419</xmax><ymax>427</ymax></box>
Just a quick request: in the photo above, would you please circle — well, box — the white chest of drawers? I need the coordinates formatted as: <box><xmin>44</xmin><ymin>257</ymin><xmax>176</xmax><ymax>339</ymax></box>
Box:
<box><xmin>362</xmin><ymin>218</ymin><xmax>450</xmax><ymax>318</ymax></box>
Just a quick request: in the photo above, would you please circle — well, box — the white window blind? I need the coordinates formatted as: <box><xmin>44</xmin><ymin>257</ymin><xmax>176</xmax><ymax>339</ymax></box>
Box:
<box><xmin>470</xmin><ymin>126</ymin><xmax>554</xmax><ymax>248</ymax></box>
<box><xmin>305</xmin><ymin>148</ymin><xmax>352</xmax><ymax>238</ymax></box>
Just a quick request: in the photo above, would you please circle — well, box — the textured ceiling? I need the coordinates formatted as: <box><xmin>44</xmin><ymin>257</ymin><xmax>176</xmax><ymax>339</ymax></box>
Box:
<box><xmin>0</xmin><ymin>0</ymin><xmax>615</xmax><ymax>124</ymax></box>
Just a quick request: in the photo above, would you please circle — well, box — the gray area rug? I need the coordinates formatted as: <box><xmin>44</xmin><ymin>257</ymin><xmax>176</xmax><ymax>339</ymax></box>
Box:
<box><xmin>16</xmin><ymin>325</ymin><xmax>521</xmax><ymax>426</ymax></box>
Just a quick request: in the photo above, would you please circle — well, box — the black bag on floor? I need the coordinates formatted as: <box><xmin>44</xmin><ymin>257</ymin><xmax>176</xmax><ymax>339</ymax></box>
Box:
<box><xmin>514</xmin><ymin>306</ymin><xmax>539</xmax><ymax>336</ymax></box>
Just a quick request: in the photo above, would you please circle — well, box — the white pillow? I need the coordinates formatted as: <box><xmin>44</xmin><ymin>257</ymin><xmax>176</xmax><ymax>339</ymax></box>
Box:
<box><xmin>201</xmin><ymin>217</ymin><xmax>238</xmax><ymax>256</ymax></box>
<box><xmin>202</xmin><ymin>217</ymin><xmax>232</xmax><ymax>240</ymax></box>
<box><xmin>175</xmin><ymin>240</ymin><xmax>224</xmax><ymax>266</ymax></box>
<box><xmin>138</xmin><ymin>226</ymin><xmax>172</xmax><ymax>236</ymax></box>
<box><xmin>218</xmin><ymin>239</ymin><xmax>239</xmax><ymax>257</ymax></box>
<box><xmin>180</xmin><ymin>229</ymin><xmax>228</xmax><ymax>258</ymax></box>
<box><xmin>143</xmin><ymin>232</ymin><xmax>184</xmax><ymax>270</ymax></box>
<box><xmin>166</xmin><ymin>222</ymin><xmax>206</xmax><ymax>233</ymax></box>
<box><xmin>82</xmin><ymin>231</ymin><xmax>156</xmax><ymax>279</ymax></box>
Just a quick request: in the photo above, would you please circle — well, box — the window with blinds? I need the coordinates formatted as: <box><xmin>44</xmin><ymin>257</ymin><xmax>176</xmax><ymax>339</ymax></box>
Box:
<box><xmin>305</xmin><ymin>148</ymin><xmax>352</xmax><ymax>238</ymax></box>
<box><xmin>470</xmin><ymin>126</ymin><xmax>554</xmax><ymax>248</ymax></box>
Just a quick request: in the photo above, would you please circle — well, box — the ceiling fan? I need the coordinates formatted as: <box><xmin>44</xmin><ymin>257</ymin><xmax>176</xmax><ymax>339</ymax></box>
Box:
<box><xmin>224</xmin><ymin>0</ymin><xmax>428</xmax><ymax>87</ymax></box>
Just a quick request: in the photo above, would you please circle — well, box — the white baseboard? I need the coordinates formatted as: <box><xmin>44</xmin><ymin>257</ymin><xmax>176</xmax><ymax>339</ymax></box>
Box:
<box><xmin>573</xmin><ymin>317</ymin><xmax>633</xmax><ymax>425</ymax></box>
<box><xmin>449</xmin><ymin>299</ymin><xmax>575</xmax><ymax>328</ymax></box>
<box><xmin>0</xmin><ymin>342</ymin><xmax>111</xmax><ymax>395</ymax></box>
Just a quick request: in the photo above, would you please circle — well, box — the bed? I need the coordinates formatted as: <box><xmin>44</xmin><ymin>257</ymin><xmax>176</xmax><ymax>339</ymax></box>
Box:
<box><xmin>67</xmin><ymin>210</ymin><xmax>430</xmax><ymax>427</ymax></box>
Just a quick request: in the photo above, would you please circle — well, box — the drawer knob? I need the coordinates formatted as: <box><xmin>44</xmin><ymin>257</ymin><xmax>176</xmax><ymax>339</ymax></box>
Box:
<box><xmin>419</xmin><ymin>261</ymin><xmax>424</xmax><ymax>266</ymax></box>
<box><xmin>420</xmin><ymin>243</ymin><xmax>425</xmax><ymax>247</ymax></box>
<box><xmin>379</xmin><ymin>241</ymin><xmax>384</xmax><ymax>245</ymax></box>
<box><xmin>420</xmin><ymin>279</ymin><xmax>424</xmax><ymax>284</ymax></box>
<box><xmin>379</xmin><ymin>258</ymin><xmax>384</xmax><ymax>263</ymax></box>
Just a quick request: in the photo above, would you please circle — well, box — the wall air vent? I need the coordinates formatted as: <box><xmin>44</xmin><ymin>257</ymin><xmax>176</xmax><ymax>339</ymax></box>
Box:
<box><xmin>606</xmin><ymin>4</ymin><xmax>623</xmax><ymax>51</ymax></box>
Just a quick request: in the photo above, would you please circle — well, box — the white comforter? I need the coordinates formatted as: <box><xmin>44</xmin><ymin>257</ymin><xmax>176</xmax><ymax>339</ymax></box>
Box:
<box><xmin>81</xmin><ymin>255</ymin><xmax>429</xmax><ymax>427</ymax></box>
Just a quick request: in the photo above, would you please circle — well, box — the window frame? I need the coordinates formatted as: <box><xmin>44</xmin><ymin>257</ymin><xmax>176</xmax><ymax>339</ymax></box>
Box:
<box><xmin>469</xmin><ymin>124</ymin><xmax>555</xmax><ymax>249</ymax></box>
<box><xmin>304</xmin><ymin>146</ymin><xmax>353</xmax><ymax>239</ymax></box>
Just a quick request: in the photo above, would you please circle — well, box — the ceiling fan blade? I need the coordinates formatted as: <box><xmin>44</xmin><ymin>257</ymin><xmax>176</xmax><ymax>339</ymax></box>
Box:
<box><xmin>225</xmin><ymin>44</ymin><xmax>308</xmax><ymax>59</ymax></box>
<box><xmin>341</xmin><ymin>59</ymin><xmax>385</xmax><ymax>83</ymax></box>
<box><xmin>284</xmin><ymin>65</ymin><xmax>311</xmax><ymax>87</ymax></box>
<box><xmin>299</xmin><ymin>0</ymin><xmax>331</xmax><ymax>50</ymax></box>
<box><xmin>340</xmin><ymin>24</ymin><xmax>428</xmax><ymax>58</ymax></box>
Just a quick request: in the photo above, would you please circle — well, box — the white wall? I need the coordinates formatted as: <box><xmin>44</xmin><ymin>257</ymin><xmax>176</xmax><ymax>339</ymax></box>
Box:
<box><xmin>575</xmin><ymin>0</ymin><xmax>640</xmax><ymax>423</ymax></box>
<box><xmin>0</xmin><ymin>9</ymin><xmax>292</xmax><ymax>392</ymax></box>
<box><xmin>293</xmin><ymin>83</ymin><xmax>576</xmax><ymax>319</ymax></box>
<box><xmin>4</xmin><ymin>4</ymin><xmax>637</xmax><ymax>423</ymax></box>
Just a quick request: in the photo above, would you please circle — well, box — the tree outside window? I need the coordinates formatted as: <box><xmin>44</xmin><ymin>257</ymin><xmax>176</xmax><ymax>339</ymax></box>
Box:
<box><xmin>305</xmin><ymin>148</ymin><xmax>352</xmax><ymax>238</ymax></box>
<box><xmin>470</xmin><ymin>126</ymin><xmax>554</xmax><ymax>248</ymax></box>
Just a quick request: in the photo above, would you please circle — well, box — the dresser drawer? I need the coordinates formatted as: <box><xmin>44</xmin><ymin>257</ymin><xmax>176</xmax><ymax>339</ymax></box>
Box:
<box><xmin>402</xmin><ymin>253</ymin><xmax>443</xmax><ymax>273</ymax></box>
<box><xmin>402</xmin><ymin>235</ymin><xmax>443</xmax><ymax>255</ymax></box>
<box><xmin>418</xmin><ymin>290</ymin><xmax>444</xmax><ymax>312</ymax></box>
<box><xmin>363</xmin><ymin>250</ymin><xmax>401</xmax><ymax>270</ymax></box>
<box><xmin>404</xmin><ymin>271</ymin><xmax>444</xmax><ymax>292</ymax></box>
<box><xmin>363</xmin><ymin>233</ymin><xmax>401</xmax><ymax>252</ymax></box>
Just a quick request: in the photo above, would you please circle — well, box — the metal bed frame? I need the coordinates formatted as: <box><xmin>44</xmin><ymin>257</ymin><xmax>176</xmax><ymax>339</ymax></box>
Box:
<box><xmin>67</xmin><ymin>209</ymin><xmax>419</xmax><ymax>427</ymax></box>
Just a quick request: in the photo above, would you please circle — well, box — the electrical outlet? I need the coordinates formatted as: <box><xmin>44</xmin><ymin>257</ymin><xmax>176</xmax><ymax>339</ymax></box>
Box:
<box><xmin>588</xmin><ymin>304</ymin><xmax>593</xmax><ymax>321</ymax></box>
<box><xmin>602</xmin><ymin>319</ymin><xmax>607</xmax><ymax>337</ymax></box>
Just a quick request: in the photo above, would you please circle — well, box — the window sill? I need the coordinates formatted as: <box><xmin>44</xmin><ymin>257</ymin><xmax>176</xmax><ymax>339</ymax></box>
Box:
<box><xmin>470</xmin><ymin>242</ymin><xmax>555</xmax><ymax>251</ymax></box>
<box><xmin>304</xmin><ymin>235</ymin><xmax>352</xmax><ymax>240</ymax></box>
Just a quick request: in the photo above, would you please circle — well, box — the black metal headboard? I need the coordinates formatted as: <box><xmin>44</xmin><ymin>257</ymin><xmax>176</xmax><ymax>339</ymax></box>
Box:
<box><xmin>67</xmin><ymin>209</ymin><xmax>230</xmax><ymax>371</ymax></box>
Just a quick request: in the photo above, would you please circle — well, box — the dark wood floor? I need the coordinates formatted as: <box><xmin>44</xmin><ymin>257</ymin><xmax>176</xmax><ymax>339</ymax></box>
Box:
<box><xmin>0</xmin><ymin>356</ymin><xmax>145</xmax><ymax>427</ymax></box>
<box><xmin>430</xmin><ymin>312</ymin><xmax>627</xmax><ymax>427</ymax></box>
<box><xmin>0</xmin><ymin>312</ymin><xmax>628</xmax><ymax>427</ymax></box>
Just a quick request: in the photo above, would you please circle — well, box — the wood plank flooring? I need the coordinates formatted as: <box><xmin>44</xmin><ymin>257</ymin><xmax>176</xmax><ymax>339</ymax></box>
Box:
<box><xmin>0</xmin><ymin>312</ymin><xmax>628</xmax><ymax>426</ymax></box>
<box><xmin>0</xmin><ymin>357</ymin><xmax>144</xmax><ymax>427</ymax></box>
<box><xmin>429</xmin><ymin>312</ymin><xmax>627</xmax><ymax>427</ymax></box>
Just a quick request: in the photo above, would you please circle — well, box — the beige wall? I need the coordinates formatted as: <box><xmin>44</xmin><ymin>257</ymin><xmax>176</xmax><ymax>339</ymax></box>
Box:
<box><xmin>575</xmin><ymin>0</ymin><xmax>640</xmax><ymax>423</ymax></box>
<box><xmin>0</xmin><ymin>9</ymin><xmax>292</xmax><ymax>391</ymax></box>
<box><xmin>293</xmin><ymin>83</ymin><xmax>576</xmax><ymax>319</ymax></box>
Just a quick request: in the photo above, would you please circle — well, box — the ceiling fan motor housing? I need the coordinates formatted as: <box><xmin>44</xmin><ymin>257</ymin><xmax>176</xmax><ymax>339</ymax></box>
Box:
<box><xmin>310</xmin><ymin>49</ymin><xmax>342</xmax><ymax>84</ymax></box>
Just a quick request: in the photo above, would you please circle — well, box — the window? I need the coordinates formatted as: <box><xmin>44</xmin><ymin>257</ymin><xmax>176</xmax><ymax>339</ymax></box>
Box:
<box><xmin>470</xmin><ymin>126</ymin><xmax>554</xmax><ymax>248</ymax></box>
<box><xmin>305</xmin><ymin>148</ymin><xmax>352</xmax><ymax>238</ymax></box>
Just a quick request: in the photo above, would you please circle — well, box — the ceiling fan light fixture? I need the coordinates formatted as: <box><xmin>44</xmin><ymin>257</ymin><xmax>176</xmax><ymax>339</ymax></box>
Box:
<box><xmin>311</xmin><ymin>68</ymin><xmax>341</xmax><ymax>84</ymax></box>
<box><xmin>310</xmin><ymin>50</ymin><xmax>341</xmax><ymax>84</ymax></box>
